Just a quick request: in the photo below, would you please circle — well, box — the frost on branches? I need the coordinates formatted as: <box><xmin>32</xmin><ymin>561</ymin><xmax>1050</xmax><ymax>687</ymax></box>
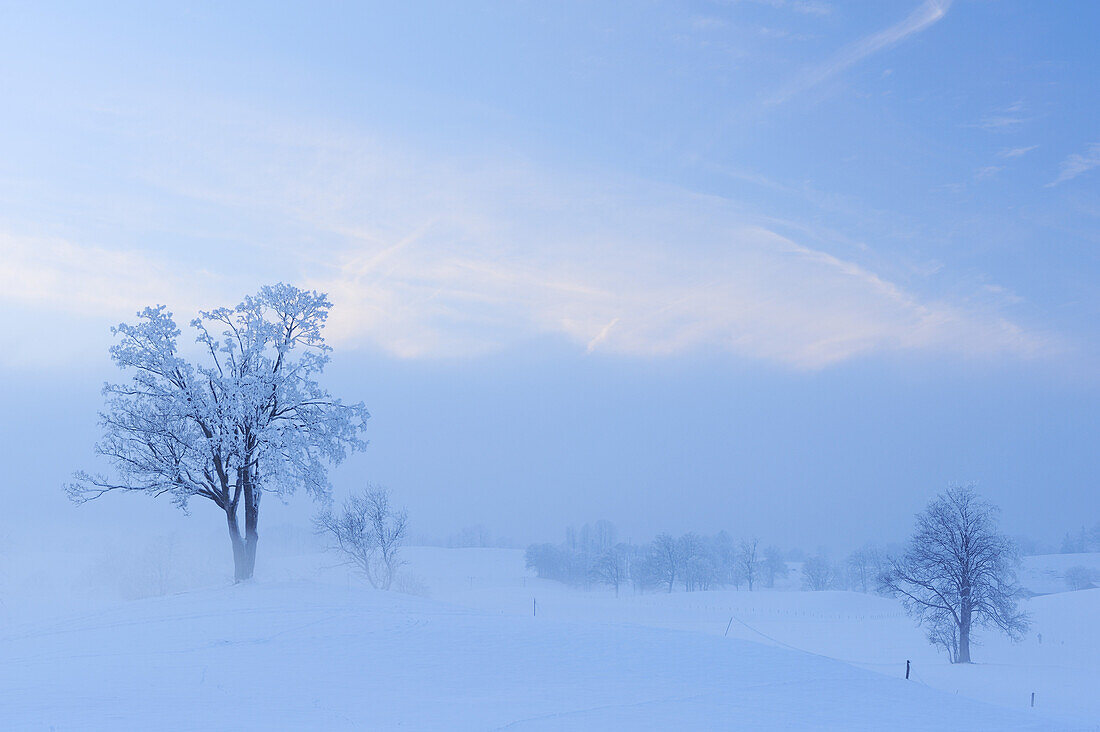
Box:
<box><xmin>69</xmin><ymin>284</ymin><xmax>369</xmax><ymax>581</ymax></box>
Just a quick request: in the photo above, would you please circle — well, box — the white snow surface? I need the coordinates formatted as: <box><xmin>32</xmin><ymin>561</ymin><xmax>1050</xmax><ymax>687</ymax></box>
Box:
<box><xmin>1019</xmin><ymin>552</ymin><xmax>1100</xmax><ymax>595</ymax></box>
<box><xmin>0</xmin><ymin>542</ymin><xmax>1095</xmax><ymax>730</ymax></box>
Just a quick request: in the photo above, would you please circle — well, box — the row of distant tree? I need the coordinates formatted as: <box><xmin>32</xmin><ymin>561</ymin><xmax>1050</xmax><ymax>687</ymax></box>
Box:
<box><xmin>528</xmin><ymin>486</ymin><xmax>1032</xmax><ymax>665</ymax></box>
<box><xmin>1060</xmin><ymin>522</ymin><xmax>1100</xmax><ymax>553</ymax></box>
<box><xmin>525</xmin><ymin>523</ymin><xmax>896</xmax><ymax>597</ymax></box>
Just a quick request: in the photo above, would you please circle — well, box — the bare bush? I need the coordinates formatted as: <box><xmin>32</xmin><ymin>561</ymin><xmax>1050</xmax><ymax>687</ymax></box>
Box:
<box><xmin>1065</xmin><ymin>565</ymin><xmax>1096</xmax><ymax>591</ymax></box>
<box><xmin>316</xmin><ymin>487</ymin><xmax>408</xmax><ymax>590</ymax></box>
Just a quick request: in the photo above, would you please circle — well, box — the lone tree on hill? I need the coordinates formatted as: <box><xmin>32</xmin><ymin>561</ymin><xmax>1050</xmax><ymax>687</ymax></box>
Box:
<box><xmin>880</xmin><ymin>485</ymin><xmax>1028</xmax><ymax>663</ymax></box>
<box><xmin>69</xmin><ymin>284</ymin><xmax>368</xmax><ymax>581</ymax></box>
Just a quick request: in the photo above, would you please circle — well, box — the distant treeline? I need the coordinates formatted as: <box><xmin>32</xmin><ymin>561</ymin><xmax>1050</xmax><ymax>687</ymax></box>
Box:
<box><xmin>1060</xmin><ymin>522</ymin><xmax>1100</xmax><ymax>554</ymax></box>
<box><xmin>524</xmin><ymin>522</ymin><xmax>892</xmax><ymax>595</ymax></box>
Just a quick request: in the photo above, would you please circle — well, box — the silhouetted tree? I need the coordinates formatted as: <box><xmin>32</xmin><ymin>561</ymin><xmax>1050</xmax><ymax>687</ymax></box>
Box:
<box><xmin>880</xmin><ymin>485</ymin><xmax>1028</xmax><ymax>663</ymax></box>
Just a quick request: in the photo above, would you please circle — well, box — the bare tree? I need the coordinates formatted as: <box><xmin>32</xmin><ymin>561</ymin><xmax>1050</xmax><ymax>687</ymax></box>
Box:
<box><xmin>449</xmin><ymin>525</ymin><xmax>492</xmax><ymax>548</ymax></box>
<box><xmin>1065</xmin><ymin>566</ymin><xmax>1096</xmax><ymax>591</ymax></box>
<box><xmin>762</xmin><ymin>545</ymin><xmax>788</xmax><ymax>588</ymax></box>
<box><xmin>846</xmin><ymin>544</ymin><xmax>884</xmax><ymax>593</ymax></box>
<box><xmin>880</xmin><ymin>485</ymin><xmax>1028</xmax><ymax>663</ymax></box>
<box><xmin>69</xmin><ymin>285</ymin><xmax>368</xmax><ymax>581</ymax></box>
<box><xmin>678</xmin><ymin>533</ymin><xmax>710</xmax><ymax>591</ymax></box>
<box><xmin>926</xmin><ymin>611</ymin><xmax>960</xmax><ymax>663</ymax></box>
<box><xmin>590</xmin><ymin>544</ymin><xmax>628</xmax><ymax>597</ymax></box>
<box><xmin>316</xmin><ymin>487</ymin><xmax>408</xmax><ymax>590</ymax></box>
<box><xmin>648</xmin><ymin>533</ymin><xmax>680</xmax><ymax>593</ymax></box>
<box><xmin>801</xmin><ymin>554</ymin><xmax>833</xmax><ymax>591</ymax></box>
<box><xmin>737</xmin><ymin>538</ymin><xmax>759</xmax><ymax>591</ymax></box>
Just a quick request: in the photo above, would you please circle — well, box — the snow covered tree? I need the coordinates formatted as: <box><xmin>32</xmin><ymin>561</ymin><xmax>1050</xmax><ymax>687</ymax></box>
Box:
<box><xmin>880</xmin><ymin>485</ymin><xmax>1028</xmax><ymax>663</ymax></box>
<box><xmin>69</xmin><ymin>284</ymin><xmax>368</xmax><ymax>581</ymax></box>
<box><xmin>316</xmin><ymin>487</ymin><xmax>408</xmax><ymax>590</ymax></box>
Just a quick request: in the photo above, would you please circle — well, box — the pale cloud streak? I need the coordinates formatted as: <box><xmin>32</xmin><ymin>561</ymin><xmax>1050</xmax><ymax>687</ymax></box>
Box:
<box><xmin>1047</xmin><ymin>143</ymin><xmax>1100</xmax><ymax>187</ymax></box>
<box><xmin>765</xmin><ymin>0</ymin><xmax>952</xmax><ymax>106</ymax></box>
<box><xmin>999</xmin><ymin>145</ymin><xmax>1038</xmax><ymax>158</ymax></box>
<box><xmin>969</xmin><ymin>102</ymin><xmax>1029</xmax><ymax>131</ymax></box>
<box><xmin>0</xmin><ymin>106</ymin><xmax>1049</xmax><ymax>370</ymax></box>
<box><xmin>739</xmin><ymin>0</ymin><xmax>832</xmax><ymax>16</ymax></box>
<box><xmin>0</xmin><ymin>234</ymin><xmax>222</xmax><ymax>318</ymax></box>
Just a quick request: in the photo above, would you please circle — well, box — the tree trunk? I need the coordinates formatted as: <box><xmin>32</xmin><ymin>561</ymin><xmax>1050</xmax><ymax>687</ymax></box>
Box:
<box><xmin>241</xmin><ymin>475</ymin><xmax>260</xmax><ymax>581</ymax></box>
<box><xmin>957</xmin><ymin>602</ymin><xmax>972</xmax><ymax>663</ymax></box>
<box><xmin>225</xmin><ymin>506</ymin><xmax>251</xmax><ymax>582</ymax></box>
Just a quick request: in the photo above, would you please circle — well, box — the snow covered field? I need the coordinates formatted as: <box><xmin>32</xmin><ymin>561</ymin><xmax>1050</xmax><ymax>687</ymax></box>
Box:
<box><xmin>0</xmin><ymin>541</ymin><xmax>1096</xmax><ymax>730</ymax></box>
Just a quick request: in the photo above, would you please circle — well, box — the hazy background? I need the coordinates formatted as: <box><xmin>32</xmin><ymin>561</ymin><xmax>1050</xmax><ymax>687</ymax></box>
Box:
<box><xmin>1</xmin><ymin>1</ymin><xmax>1097</xmax><ymax>553</ymax></box>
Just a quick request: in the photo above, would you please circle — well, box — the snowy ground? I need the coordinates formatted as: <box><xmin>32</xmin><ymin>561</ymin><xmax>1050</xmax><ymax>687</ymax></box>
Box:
<box><xmin>0</xmin><ymin>540</ymin><xmax>1095</xmax><ymax>730</ymax></box>
<box><xmin>1019</xmin><ymin>552</ymin><xmax>1100</xmax><ymax>595</ymax></box>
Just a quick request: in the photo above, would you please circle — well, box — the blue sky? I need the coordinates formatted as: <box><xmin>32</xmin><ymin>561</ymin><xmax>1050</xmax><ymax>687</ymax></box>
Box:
<box><xmin>0</xmin><ymin>1</ymin><xmax>1097</xmax><ymax>548</ymax></box>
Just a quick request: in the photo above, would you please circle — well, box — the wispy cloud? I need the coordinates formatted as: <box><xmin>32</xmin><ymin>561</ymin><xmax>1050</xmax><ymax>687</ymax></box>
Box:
<box><xmin>0</xmin><ymin>234</ymin><xmax>223</xmax><ymax>318</ymax></box>
<box><xmin>969</xmin><ymin>102</ymin><xmax>1030</xmax><ymax>131</ymax></box>
<box><xmin>738</xmin><ymin>0</ymin><xmax>833</xmax><ymax>17</ymax></box>
<box><xmin>974</xmin><ymin>115</ymin><xmax>1027</xmax><ymax>130</ymax></box>
<box><xmin>765</xmin><ymin>0</ymin><xmax>952</xmax><ymax>106</ymax></box>
<box><xmin>974</xmin><ymin>165</ymin><xmax>1004</xmax><ymax>180</ymax></box>
<box><xmin>1047</xmin><ymin>143</ymin><xmax>1100</xmax><ymax>187</ymax></box>
<box><xmin>0</xmin><ymin>105</ymin><xmax>1049</xmax><ymax>371</ymax></box>
<box><xmin>998</xmin><ymin>145</ymin><xmax>1038</xmax><ymax>158</ymax></box>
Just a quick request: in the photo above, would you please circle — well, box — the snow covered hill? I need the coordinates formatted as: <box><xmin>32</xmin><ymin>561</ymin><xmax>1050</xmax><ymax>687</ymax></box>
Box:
<box><xmin>1019</xmin><ymin>552</ymin><xmax>1100</xmax><ymax>595</ymax></box>
<box><xmin>0</xmin><ymin>544</ymin><xmax>1093</xmax><ymax>730</ymax></box>
<box><xmin>0</xmin><ymin>578</ymin><xmax>1070</xmax><ymax>731</ymax></box>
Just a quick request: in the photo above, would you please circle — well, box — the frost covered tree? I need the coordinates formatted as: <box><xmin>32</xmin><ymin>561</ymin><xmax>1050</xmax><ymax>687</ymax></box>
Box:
<box><xmin>69</xmin><ymin>284</ymin><xmax>368</xmax><ymax>581</ymax></box>
<box><xmin>880</xmin><ymin>485</ymin><xmax>1028</xmax><ymax>663</ymax></box>
<box><xmin>316</xmin><ymin>487</ymin><xmax>408</xmax><ymax>590</ymax></box>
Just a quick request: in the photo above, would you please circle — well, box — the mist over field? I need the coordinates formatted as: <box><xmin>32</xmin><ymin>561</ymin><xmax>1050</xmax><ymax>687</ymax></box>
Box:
<box><xmin>1</xmin><ymin>1</ymin><xmax>1099</xmax><ymax>729</ymax></box>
